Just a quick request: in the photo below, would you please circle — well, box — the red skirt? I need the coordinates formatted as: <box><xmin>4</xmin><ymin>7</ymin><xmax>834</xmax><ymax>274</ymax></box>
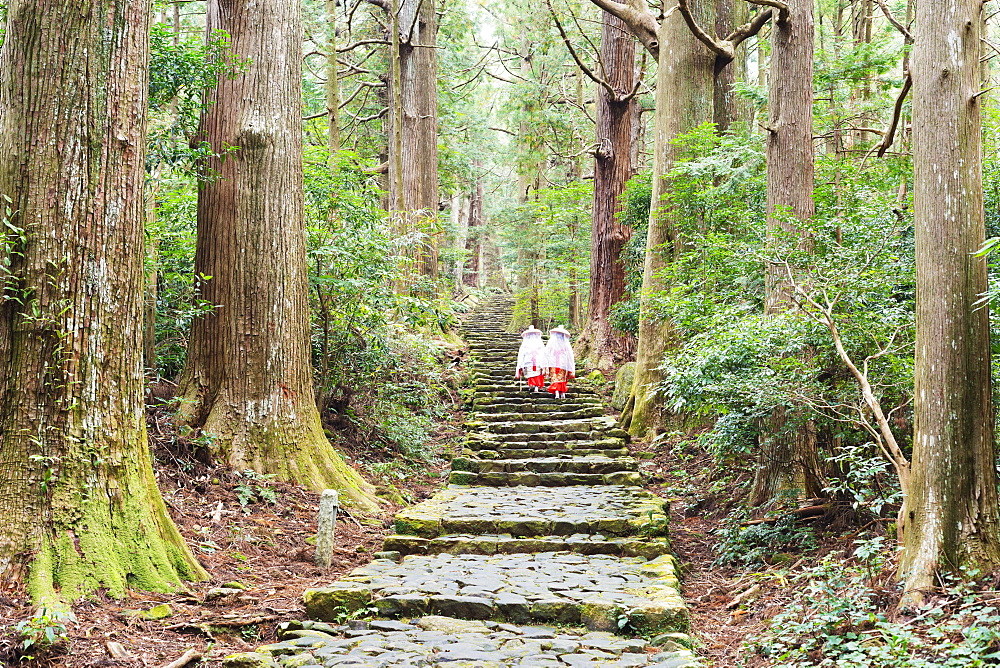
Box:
<box><xmin>547</xmin><ymin>368</ymin><xmax>572</xmax><ymax>394</ymax></box>
<box><xmin>526</xmin><ymin>374</ymin><xmax>545</xmax><ymax>388</ymax></box>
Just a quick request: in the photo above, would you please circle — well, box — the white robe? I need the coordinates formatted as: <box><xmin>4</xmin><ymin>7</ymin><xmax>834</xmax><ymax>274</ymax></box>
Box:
<box><xmin>516</xmin><ymin>331</ymin><xmax>546</xmax><ymax>378</ymax></box>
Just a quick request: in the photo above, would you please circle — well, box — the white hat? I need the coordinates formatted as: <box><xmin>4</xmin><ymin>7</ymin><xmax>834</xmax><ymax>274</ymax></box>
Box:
<box><xmin>521</xmin><ymin>326</ymin><xmax>541</xmax><ymax>337</ymax></box>
<box><xmin>550</xmin><ymin>326</ymin><xmax>570</xmax><ymax>336</ymax></box>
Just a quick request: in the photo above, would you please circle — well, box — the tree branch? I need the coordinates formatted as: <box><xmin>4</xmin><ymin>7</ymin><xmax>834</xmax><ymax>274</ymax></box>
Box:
<box><xmin>337</xmin><ymin>38</ymin><xmax>390</xmax><ymax>52</ymax></box>
<box><xmin>547</xmin><ymin>0</ymin><xmax>619</xmax><ymax>97</ymax></box>
<box><xmin>726</xmin><ymin>7</ymin><xmax>773</xmax><ymax>49</ymax></box>
<box><xmin>869</xmin><ymin>74</ymin><xmax>911</xmax><ymax>159</ymax></box>
<box><xmin>586</xmin><ymin>0</ymin><xmax>661</xmax><ymax>58</ymax></box>
<box><xmin>745</xmin><ymin>0</ymin><xmax>787</xmax><ymax>23</ymax></box>
<box><xmin>362</xmin><ymin>0</ymin><xmax>389</xmax><ymax>10</ymax></box>
<box><xmin>875</xmin><ymin>0</ymin><xmax>912</xmax><ymax>41</ymax></box>
<box><xmin>675</xmin><ymin>0</ymin><xmax>730</xmax><ymax>58</ymax></box>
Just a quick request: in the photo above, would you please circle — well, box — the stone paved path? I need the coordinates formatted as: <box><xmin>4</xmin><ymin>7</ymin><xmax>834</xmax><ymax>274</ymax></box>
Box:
<box><xmin>224</xmin><ymin>297</ymin><xmax>698</xmax><ymax>668</ymax></box>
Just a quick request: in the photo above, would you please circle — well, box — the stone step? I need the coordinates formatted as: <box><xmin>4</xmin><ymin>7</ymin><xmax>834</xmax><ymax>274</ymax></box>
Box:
<box><xmin>392</xmin><ymin>486</ymin><xmax>669</xmax><ymax>539</ymax></box>
<box><xmin>249</xmin><ymin>616</ymin><xmax>699</xmax><ymax>668</ymax></box>
<box><xmin>467</xmin><ymin>417</ymin><xmax>616</xmax><ymax>435</ymax></box>
<box><xmin>466</xmin><ymin>435</ymin><xmax>625</xmax><ymax>449</ymax></box>
<box><xmin>473</xmin><ymin>400</ymin><xmax>603</xmax><ymax>412</ymax></box>
<box><xmin>303</xmin><ymin>552</ymin><xmax>687</xmax><ymax>635</ymax></box>
<box><xmin>464</xmin><ymin>447</ymin><xmax>630</xmax><ymax>460</ymax></box>
<box><xmin>452</xmin><ymin>455</ymin><xmax>638</xmax><ymax>475</ymax></box>
<box><xmin>475</xmin><ymin>390</ymin><xmax>599</xmax><ymax>400</ymax></box>
<box><xmin>467</xmin><ymin>431</ymin><xmax>626</xmax><ymax>444</ymax></box>
<box><xmin>450</xmin><ymin>470</ymin><xmax>643</xmax><ymax>487</ymax></box>
<box><xmin>474</xmin><ymin>409</ymin><xmax>606</xmax><ymax>422</ymax></box>
<box><xmin>382</xmin><ymin>533</ymin><xmax>672</xmax><ymax>560</ymax></box>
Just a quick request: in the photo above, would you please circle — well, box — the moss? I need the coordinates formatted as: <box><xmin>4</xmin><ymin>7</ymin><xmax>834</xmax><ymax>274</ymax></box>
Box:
<box><xmin>26</xmin><ymin>439</ymin><xmax>207</xmax><ymax>606</ymax></box>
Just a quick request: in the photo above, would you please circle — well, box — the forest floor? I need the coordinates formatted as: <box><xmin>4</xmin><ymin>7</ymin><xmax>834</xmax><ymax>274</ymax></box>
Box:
<box><xmin>0</xmin><ymin>359</ymin><xmax>896</xmax><ymax>668</ymax></box>
<box><xmin>0</xmin><ymin>394</ymin><xmax>466</xmax><ymax>668</ymax></box>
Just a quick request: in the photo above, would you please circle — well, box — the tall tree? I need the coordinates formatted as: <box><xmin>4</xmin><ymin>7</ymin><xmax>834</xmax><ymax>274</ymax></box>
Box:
<box><xmin>0</xmin><ymin>0</ymin><xmax>206</xmax><ymax>601</ymax></box>
<box><xmin>177</xmin><ymin>0</ymin><xmax>379</xmax><ymax>511</ymax></box>
<box><xmin>591</xmin><ymin>0</ymin><xmax>769</xmax><ymax>436</ymax></box>
<box><xmin>751</xmin><ymin>0</ymin><xmax>824</xmax><ymax>506</ymax></box>
<box><xmin>559</xmin><ymin>8</ymin><xmax>639</xmax><ymax>373</ymax></box>
<box><xmin>463</xmin><ymin>168</ymin><xmax>485</xmax><ymax>288</ymax></box>
<box><xmin>899</xmin><ymin>0</ymin><xmax>1000</xmax><ymax>604</ymax></box>
<box><xmin>390</xmin><ymin>0</ymin><xmax>440</xmax><ymax>280</ymax></box>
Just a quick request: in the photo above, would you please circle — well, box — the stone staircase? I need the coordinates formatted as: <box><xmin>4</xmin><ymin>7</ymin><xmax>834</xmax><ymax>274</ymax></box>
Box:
<box><xmin>231</xmin><ymin>296</ymin><xmax>698</xmax><ymax>668</ymax></box>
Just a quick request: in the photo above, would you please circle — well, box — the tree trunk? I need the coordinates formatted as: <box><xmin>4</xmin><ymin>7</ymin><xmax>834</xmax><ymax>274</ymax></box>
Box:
<box><xmin>577</xmin><ymin>12</ymin><xmax>638</xmax><ymax>374</ymax></box>
<box><xmin>899</xmin><ymin>0</ymin><xmax>1000</xmax><ymax>605</ymax></box>
<box><xmin>326</xmin><ymin>0</ymin><xmax>342</xmax><ymax>170</ymax></box>
<box><xmin>620</xmin><ymin>2</ymin><xmax>716</xmax><ymax>437</ymax></box>
<box><xmin>178</xmin><ymin>0</ymin><xmax>379</xmax><ymax>511</ymax></box>
<box><xmin>714</xmin><ymin>0</ymin><xmax>749</xmax><ymax>133</ymax></box>
<box><xmin>463</xmin><ymin>170</ymin><xmax>484</xmax><ymax>288</ymax></box>
<box><xmin>390</xmin><ymin>0</ymin><xmax>439</xmax><ymax>280</ymax></box>
<box><xmin>749</xmin><ymin>0</ymin><xmax>825</xmax><ymax>507</ymax></box>
<box><xmin>0</xmin><ymin>0</ymin><xmax>206</xmax><ymax>602</ymax></box>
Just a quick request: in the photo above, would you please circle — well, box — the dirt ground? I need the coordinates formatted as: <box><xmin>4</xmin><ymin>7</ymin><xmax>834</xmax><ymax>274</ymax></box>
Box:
<box><xmin>0</xmin><ymin>401</ymin><xmax>463</xmax><ymax>668</ymax></box>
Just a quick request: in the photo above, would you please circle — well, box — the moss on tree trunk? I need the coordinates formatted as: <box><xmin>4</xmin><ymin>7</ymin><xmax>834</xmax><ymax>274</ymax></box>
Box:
<box><xmin>0</xmin><ymin>0</ymin><xmax>206</xmax><ymax>602</ymax></box>
<box><xmin>178</xmin><ymin>0</ymin><xmax>379</xmax><ymax>512</ymax></box>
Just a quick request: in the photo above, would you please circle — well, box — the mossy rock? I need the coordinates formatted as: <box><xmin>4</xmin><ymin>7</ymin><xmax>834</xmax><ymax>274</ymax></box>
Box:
<box><xmin>302</xmin><ymin>584</ymin><xmax>372</xmax><ymax>621</ymax></box>
<box><xmin>223</xmin><ymin>653</ymin><xmax>278</xmax><ymax>668</ymax></box>
<box><xmin>580</xmin><ymin>600</ymin><xmax>622</xmax><ymax>632</ymax></box>
<box><xmin>611</xmin><ymin>363</ymin><xmax>636</xmax><ymax>410</ymax></box>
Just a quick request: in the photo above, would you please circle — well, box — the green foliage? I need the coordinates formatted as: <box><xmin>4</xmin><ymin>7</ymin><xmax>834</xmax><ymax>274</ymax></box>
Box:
<box><xmin>13</xmin><ymin>608</ymin><xmax>73</xmax><ymax>660</ymax></box>
<box><xmin>751</xmin><ymin>552</ymin><xmax>1000</xmax><ymax>667</ymax></box>
<box><xmin>497</xmin><ymin>180</ymin><xmax>591</xmax><ymax>329</ymax></box>
<box><xmin>233</xmin><ymin>470</ymin><xmax>279</xmax><ymax>508</ymax></box>
<box><xmin>147</xmin><ymin>25</ymin><xmax>247</xmax><ymax>173</ymax></box>
<box><xmin>714</xmin><ymin>504</ymin><xmax>818</xmax><ymax>566</ymax></box>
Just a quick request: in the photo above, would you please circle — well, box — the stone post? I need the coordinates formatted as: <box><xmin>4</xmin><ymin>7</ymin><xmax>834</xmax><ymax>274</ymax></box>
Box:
<box><xmin>315</xmin><ymin>489</ymin><xmax>339</xmax><ymax>568</ymax></box>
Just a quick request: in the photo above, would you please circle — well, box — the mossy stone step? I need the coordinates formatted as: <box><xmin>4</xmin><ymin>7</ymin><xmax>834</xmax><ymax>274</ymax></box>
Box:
<box><xmin>452</xmin><ymin>455</ymin><xmax>638</xmax><ymax>475</ymax></box>
<box><xmin>465</xmin><ymin>436</ymin><xmax>625</xmax><ymax>449</ymax></box>
<box><xmin>474</xmin><ymin>390</ymin><xmax>599</xmax><ymax>400</ymax></box>
<box><xmin>382</xmin><ymin>533</ymin><xmax>672</xmax><ymax>559</ymax></box>
<box><xmin>392</xmin><ymin>486</ymin><xmax>669</xmax><ymax>539</ymax></box>
<box><xmin>465</xmin><ymin>447</ymin><xmax>630</xmax><ymax>460</ymax></box>
<box><xmin>467</xmin><ymin>417</ymin><xmax>616</xmax><ymax>435</ymax></box>
<box><xmin>472</xmin><ymin>403</ymin><xmax>603</xmax><ymax>415</ymax></box>
<box><xmin>474</xmin><ymin>409</ymin><xmax>606</xmax><ymax>422</ymax></box>
<box><xmin>251</xmin><ymin>616</ymin><xmax>700</xmax><ymax>668</ymax></box>
<box><xmin>304</xmin><ymin>553</ymin><xmax>687</xmax><ymax>635</ymax></box>
<box><xmin>449</xmin><ymin>470</ymin><xmax>643</xmax><ymax>487</ymax></box>
<box><xmin>466</xmin><ymin>431</ymin><xmax>622</xmax><ymax>444</ymax></box>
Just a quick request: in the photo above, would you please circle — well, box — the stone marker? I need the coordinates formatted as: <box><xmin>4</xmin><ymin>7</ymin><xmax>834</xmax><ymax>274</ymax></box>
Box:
<box><xmin>315</xmin><ymin>489</ymin><xmax>339</xmax><ymax>567</ymax></box>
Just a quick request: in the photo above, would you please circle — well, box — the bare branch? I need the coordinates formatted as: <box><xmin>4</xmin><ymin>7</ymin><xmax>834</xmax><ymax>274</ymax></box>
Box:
<box><xmin>875</xmin><ymin>0</ymin><xmax>912</xmax><ymax>41</ymax></box>
<box><xmin>547</xmin><ymin>0</ymin><xmax>619</xmax><ymax>96</ymax></box>
<box><xmin>675</xmin><ymin>0</ymin><xmax>730</xmax><ymax>58</ymax></box>
<box><xmin>745</xmin><ymin>0</ymin><xmax>787</xmax><ymax>23</ymax></box>
<box><xmin>362</xmin><ymin>0</ymin><xmax>389</xmax><ymax>10</ymax></box>
<box><xmin>868</xmin><ymin>73</ymin><xmax>911</xmax><ymax>160</ymax></box>
<box><xmin>587</xmin><ymin>0</ymin><xmax>661</xmax><ymax>58</ymax></box>
<box><xmin>726</xmin><ymin>7</ymin><xmax>773</xmax><ymax>49</ymax></box>
<box><xmin>337</xmin><ymin>38</ymin><xmax>390</xmax><ymax>52</ymax></box>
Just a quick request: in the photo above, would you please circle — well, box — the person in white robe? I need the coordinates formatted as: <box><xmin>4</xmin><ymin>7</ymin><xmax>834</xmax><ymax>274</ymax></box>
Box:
<box><xmin>515</xmin><ymin>326</ymin><xmax>547</xmax><ymax>391</ymax></box>
<box><xmin>544</xmin><ymin>326</ymin><xmax>575</xmax><ymax>398</ymax></box>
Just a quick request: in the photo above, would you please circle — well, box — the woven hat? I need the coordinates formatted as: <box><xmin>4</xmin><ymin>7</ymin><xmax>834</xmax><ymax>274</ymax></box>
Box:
<box><xmin>550</xmin><ymin>326</ymin><xmax>570</xmax><ymax>336</ymax></box>
<box><xmin>521</xmin><ymin>326</ymin><xmax>541</xmax><ymax>337</ymax></box>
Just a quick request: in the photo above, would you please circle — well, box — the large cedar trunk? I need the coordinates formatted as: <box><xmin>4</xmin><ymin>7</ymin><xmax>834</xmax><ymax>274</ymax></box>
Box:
<box><xmin>899</xmin><ymin>0</ymin><xmax>1000</xmax><ymax>603</ymax></box>
<box><xmin>750</xmin><ymin>0</ymin><xmax>825</xmax><ymax>506</ymax></box>
<box><xmin>389</xmin><ymin>0</ymin><xmax>440</xmax><ymax>280</ymax></box>
<box><xmin>178</xmin><ymin>0</ymin><xmax>379</xmax><ymax>511</ymax></box>
<box><xmin>576</xmin><ymin>12</ymin><xmax>638</xmax><ymax>373</ymax></box>
<box><xmin>0</xmin><ymin>0</ymin><xmax>206</xmax><ymax>600</ymax></box>
<box><xmin>620</xmin><ymin>3</ymin><xmax>716</xmax><ymax>438</ymax></box>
